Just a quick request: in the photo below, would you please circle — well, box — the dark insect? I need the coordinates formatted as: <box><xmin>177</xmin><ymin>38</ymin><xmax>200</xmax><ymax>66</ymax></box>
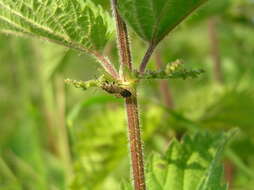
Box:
<box><xmin>101</xmin><ymin>82</ymin><xmax>132</xmax><ymax>98</ymax></box>
<box><xmin>119</xmin><ymin>89</ymin><xmax>132</xmax><ymax>98</ymax></box>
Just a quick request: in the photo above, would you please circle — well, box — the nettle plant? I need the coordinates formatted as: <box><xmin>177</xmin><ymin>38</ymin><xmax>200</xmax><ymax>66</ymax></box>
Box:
<box><xmin>0</xmin><ymin>0</ymin><xmax>236</xmax><ymax>190</ymax></box>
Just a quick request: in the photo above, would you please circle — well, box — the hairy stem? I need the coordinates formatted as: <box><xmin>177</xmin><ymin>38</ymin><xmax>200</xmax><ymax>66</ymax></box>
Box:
<box><xmin>111</xmin><ymin>1</ymin><xmax>146</xmax><ymax>189</ymax></box>
<box><xmin>139</xmin><ymin>43</ymin><xmax>156</xmax><ymax>74</ymax></box>
<box><xmin>125</xmin><ymin>92</ymin><xmax>146</xmax><ymax>190</ymax></box>
<box><xmin>111</xmin><ymin>0</ymin><xmax>132</xmax><ymax>75</ymax></box>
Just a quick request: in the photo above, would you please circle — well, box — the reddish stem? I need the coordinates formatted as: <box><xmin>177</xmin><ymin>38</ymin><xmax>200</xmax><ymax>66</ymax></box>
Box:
<box><xmin>125</xmin><ymin>93</ymin><xmax>146</xmax><ymax>190</ymax></box>
<box><xmin>91</xmin><ymin>50</ymin><xmax>120</xmax><ymax>79</ymax></box>
<box><xmin>111</xmin><ymin>0</ymin><xmax>132</xmax><ymax>74</ymax></box>
<box><xmin>139</xmin><ymin>43</ymin><xmax>156</xmax><ymax>74</ymax></box>
<box><xmin>224</xmin><ymin>160</ymin><xmax>234</xmax><ymax>190</ymax></box>
<box><xmin>111</xmin><ymin>1</ymin><xmax>146</xmax><ymax>190</ymax></box>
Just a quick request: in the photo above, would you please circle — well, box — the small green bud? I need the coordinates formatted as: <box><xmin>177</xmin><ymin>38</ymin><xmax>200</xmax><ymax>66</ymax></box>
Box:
<box><xmin>165</xmin><ymin>59</ymin><xmax>183</xmax><ymax>74</ymax></box>
<box><xmin>65</xmin><ymin>78</ymin><xmax>99</xmax><ymax>90</ymax></box>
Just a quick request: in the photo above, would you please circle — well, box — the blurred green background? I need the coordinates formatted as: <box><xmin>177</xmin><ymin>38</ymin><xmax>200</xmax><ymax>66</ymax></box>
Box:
<box><xmin>0</xmin><ymin>0</ymin><xmax>254</xmax><ymax>189</ymax></box>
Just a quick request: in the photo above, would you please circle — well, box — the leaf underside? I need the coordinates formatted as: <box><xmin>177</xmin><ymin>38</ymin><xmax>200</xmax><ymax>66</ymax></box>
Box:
<box><xmin>118</xmin><ymin>0</ymin><xmax>208</xmax><ymax>45</ymax></box>
<box><xmin>0</xmin><ymin>0</ymin><xmax>113</xmax><ymax>51</ymax></box>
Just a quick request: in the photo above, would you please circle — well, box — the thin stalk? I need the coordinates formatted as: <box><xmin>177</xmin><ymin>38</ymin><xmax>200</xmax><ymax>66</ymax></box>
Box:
<box><xmin>139</xmin><ymin>43</ymin><xmax>156</xmax><ymax>74</ymax></box>
<box><xmin>209</xmin><ymin>18</ymin><xmax>234</xmax><ymax>187</ymax></box>
<box><xmin>155</xmin><ymin>51</ymin><xmax>174</xmax><ymax>108</ymax></box>
<box><xmin>91</xmin><ymin>50</ymin><xmax>120</xmax><ymax>79</ymax></box>
<box><xmin>154</xmin><ymin>51</ymin><xmax>185</xmax><ymax>140</ymax></box>
<box><xmin>111</xmin><ymin>1</ymin><xmax>146</xmax><ymax>190</ymax></box>
<box><xmin>208</xmin><ymin>17</ymin><xmax>223</xmax><ymax>83</ymax></box>
<box><xmin>55</xmin><ymin>75</ymin><xmax>73</xmax><ymax>178</ymax></box>
<box><xmin>32</xmin><ymin>41</ymin><xmax>58</xmax><ymax>155</ymax></box>
<box><xmin>224</xmin><ymin>159</ymin><xmax>234</xmax><ymax>190</ymax></box>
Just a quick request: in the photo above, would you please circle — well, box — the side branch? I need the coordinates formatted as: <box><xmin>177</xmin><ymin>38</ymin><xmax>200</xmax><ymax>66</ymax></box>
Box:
<box><xmin>136</xmin><ymin>59</ymin><xmax>204</xmax><ymax>80</ymax></box>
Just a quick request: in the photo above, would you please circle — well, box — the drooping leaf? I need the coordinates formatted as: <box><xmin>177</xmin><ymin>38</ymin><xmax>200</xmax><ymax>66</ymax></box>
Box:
<box><xmin>0</xmin><ymin>0</ymin><xmax>113</xmax><ymax>51</ymax></box>
<box><xmin>118</xmin><ymin>0</ymin><xmax>209</xmax><ymax>45</ymax></box>
<box><xmin>146</xmin><ymin>130</ymin><xmax>237</xmax><ymax>190</ymax></box>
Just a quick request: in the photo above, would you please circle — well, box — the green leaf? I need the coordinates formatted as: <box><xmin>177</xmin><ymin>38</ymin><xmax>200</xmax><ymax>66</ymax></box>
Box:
<box><xmin>146</xmin><ymin>130</ymin><xmax>237</xmax><ymax>190</ymax></box>
<box><xmin>118</xmin><ymin>0</ymin><xmax>208</xmax><ymax>45</ymax></box>
<box><xmin>0</xmin><ymin>0</ymin><xmax>113</xmax><ymax>51</ymax></box>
